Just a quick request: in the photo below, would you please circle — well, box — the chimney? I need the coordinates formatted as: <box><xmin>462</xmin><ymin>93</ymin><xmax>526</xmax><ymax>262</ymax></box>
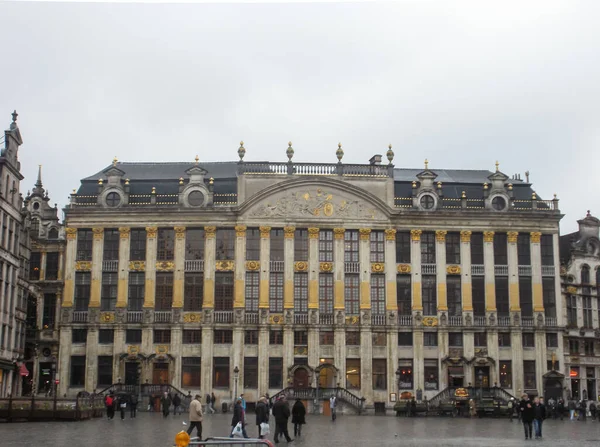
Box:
<box><xmin>369</xmin><ymin>154</ymin><xmax>382</xmax><ymax>166</ymax></box>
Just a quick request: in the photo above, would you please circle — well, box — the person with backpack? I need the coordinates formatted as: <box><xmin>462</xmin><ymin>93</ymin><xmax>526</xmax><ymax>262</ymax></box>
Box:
<box><xmin>118</xmin><ymin>395</ymin><xmax>127</xmax><ymax>421</ymax></box>
<box><xmin>291</xmin><ymin>398</ymin><xmax>306</xmax><ymax>437</ymax></box>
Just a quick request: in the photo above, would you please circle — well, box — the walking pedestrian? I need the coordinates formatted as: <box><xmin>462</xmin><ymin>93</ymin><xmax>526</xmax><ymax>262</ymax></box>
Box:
<box><xmin>130</xmin><ymin>394</ymin><xmax>138</xmax><ymax>418</ymax></box>
<box><xmin>183</xmin><ymin>391</ymin><xmax>192</xmax><ymax>411</ymax></box>
<box><xmin>105</xmin><ymin>393</ymin><xmax>115</xmax><ymax>420</ymax></box>
<box><xmin>557</xmin><ymin>398</ymin><xmax>565</xmax><ymax>420</ymax></box>
<box><xmin>519</xmin><ymin>394</ymin><xmax>534</xmax><ymax>441</ymax></box>
<box><xmin>272</xmin><ymin>396</ymin><xmax>292</xmax><ymax>443</ymax></box>
<box><xmin>256</xmin><ymin>396</ymin><xmax>270</xmax><ymax>439</ymax></box>
<box><xmin>291</xmin><ymin>398</ymin><xmax>306</xmax><ymax>437</ymax></box>
<box><xmin>533</xmin><ymin>397</ymin><xmax>546</xmax><ymax>439</ymax></box>
<box><xmin>187</xmin><ymin>394</ymin><xmax>204</xmax><ymax>440</ymax></box>
<box><xmin>239</xmin><ymin>393</ymin><xmax>247</xmax><ymax>411</ymax></box>
<box><xmin>210</xmin><ymin>392</ymin><xmax>217</xmax><ymax>413</ymax></box>
<box><xmin>579</xmin><ymin>400</ymin><xmax>587</xmax><ymax>421</ymax></box>
<box><xmin>205</xmin><ymin>393</ymin><xmax>212</xmax><ymax>414</ymax></box>
<box><xmin>161</xmin><ymin>392</ymin><xmax>171</xmax><ymax>418</ymax></box>
<box><xmin>568</xmin><ymin>399</ymin><xmax>576</xmax><ymax>420</ymax></box>
<box><xmin>590</xmin><ymin>401</ymin><xmax>597</xmax><ymax>420</ymax></box>
<box><xmin>230</xmin><ymin>398</ymin><xmax>249</xmax><ymax>438</ymax></box>
<box><xmin>508</xmin><ymin>398</ymin><xmax>515</xmax><ymax>421</ymax></box>
<box><xmin>329</xmin><ymin>395</ymin><xmax>337</xmax><ymax>421</ymax></box>
<box><xmin>469</xmin><ymin>399</ymin><xmax>477</xmax><ymax>418</ymax></box>
<box><xmin>173</xmin><ymin>393</ymin><xmax>182</xmax><ymax>416</ymax></box>
<box><xmin>148</xmin><ymin>395</ymin><xmax>154</xmax><ymax>412</ymax></box>
<box><xmin>118</xmin><ymin>396</ymin><xmax>127</xmax><ymax>421</ymax></box>
<box><xmin>410</xmin><ymin>397</ymin><xmax>417</xmax><ymax>417</ymax></box>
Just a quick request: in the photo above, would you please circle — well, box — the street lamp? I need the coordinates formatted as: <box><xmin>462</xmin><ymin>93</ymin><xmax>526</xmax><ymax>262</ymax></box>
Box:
<box><xmin>233</xmin><ymin>366</ymin><xmax>240</xmax><ymax>400</ymax></box>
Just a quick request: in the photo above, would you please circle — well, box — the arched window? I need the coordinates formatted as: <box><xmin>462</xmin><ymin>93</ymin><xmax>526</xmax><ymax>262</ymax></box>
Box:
<box><xmin>581</xmin><ymin>265</ymin><xmax>590</xmax><ymax>284</ymax></box>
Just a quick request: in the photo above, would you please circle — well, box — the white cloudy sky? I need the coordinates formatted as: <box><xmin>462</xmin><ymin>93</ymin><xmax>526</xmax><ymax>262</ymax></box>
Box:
<box><xmin>1</xmin><ymin>0</ymin><xmax>599</xmax><ymax>233</ymax></box>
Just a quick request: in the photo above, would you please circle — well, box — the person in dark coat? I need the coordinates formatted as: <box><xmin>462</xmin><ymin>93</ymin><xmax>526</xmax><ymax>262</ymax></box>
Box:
<box><xmin>255</xmin><ymin>397</ymin><xmax>270</xmax><ymax>439</ymax></box>
<box><xmin>557</xmin><ymin>398</ymin><xmax>565</xmax><ymax>420</ymax></box>
<box><xmin>272</xmin><ymin>396</ymin><xmax>293</xmax><ymax>443</ymax></box>
<box><xmin>533</xmin><ymin>397</ymin><xmax>546</xmax><ymax>439</ymax></box>
<box><xmin>130</xmin><ymin>394</ymin><xmax>138</xmax><ymax>418</ymax></box>
<box><xmin>172</xmin><ymin>394</ymin><xmax>182</xmax><ymax>416</ymax></box>
<box><xmin>230</xmin><ymin>398</ymin><xmax>249</xmax><ymax>438</ymax></box>
<box><xmin>118</xmin><ymin>395</ymin><xmax>127</xmax><ymax>420</ymax></box>
<box><xmin>519</xmin><ymin>394</ymin><xmax>534</xmax><ymax>441</ymax></box>
<box><xmin>161</xmin><ymin>392</ymin><xmax>171</xmax><ymax>418</ymax></box>
<box><xmin>410</xmin><ymin>397</ymin><xmax>417</xmax><ymax>417</ymax></box>
<box><xmin>291</xmin><ymin>398</ymin><xmax>306</xmax><ymax>437</ymax></box>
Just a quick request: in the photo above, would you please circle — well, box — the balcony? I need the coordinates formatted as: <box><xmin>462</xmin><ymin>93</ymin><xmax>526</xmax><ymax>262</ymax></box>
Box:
<box><xmin>518</xmin><ymin>265</ymin><xmax>532</xmax><ymax>276</ymax></box>
<box><xmin>398</xmin><ymin>315</ymin><xmax>412</xmax><ymax>326</ymax></box>
<box><xmin>102</xmin><ymin>260</ymin><xmax>118</xmax><ymax>272</ymax></box>
<box><xmin>541</xmin><ymin>266</ymin><xmax>555</xmax><ymax>276</ymax></box>
<box><xmin>72</xmin><ymin>311</ymin><xmax>88</xmax><ymax>323</ymax></box>
<box><xmin>448</xmin><ymin>316</ymin><xmax>463</xmax><ymax>326</ymax></box>
<box><xmin>154</xmin><ymin>311</ymin><xmax>172</xmax><ymax>323</ymax></box>
<box><xmin>294</xmin><ymin>313</ymin><xmax>308</xmax><ymax>325</ymax></box>
<box><xmin>494</xmin><ymin>265</ymin><xmax>508</xmax><ymax>276</ymax></box>
<box><xmin>421</xmin><ymin>264</ymin><xmax>436</xmax><ymax>275</ymax></box>
<box><xmin>319</xmin><ymin>314</ymin><xmax>333</xmax><ymax>325</ymax></box>
<box><xmin>184</xmin><ymin>260</ymin><xmax>204</xmax><ymax>272</ymax></box>
<box><xmin>244</xmin><ymin>312</ymin><xmax>258</xmax><ymax>324</ymax></box>
<box><xmin>471</xmin><ymin>265</ymin><xmax>485</xmax><ymax>276</ymax></box>
<box><xmin>545</xmin><ymin>317</ymin><xmax>557</xmax><ymax>327</ymax></box>
<box><xmin>371</xmin><ymin>314</ymin><xmax>386</xmax><ymax>326</ymax></box>
<box><xmin>214</xmin><ymin>311</ymin><xmax>233</xmax><ymax>324</ymax></box>
<box><xmin>522</xmin><ymin>317</ymin><xmax>534</xmax><ymax>327</ymax></box>
<box><xmin>127</xmin><ymin>311</ymin><xmax>143</xmax><ymax>323</ymax></box>
<box><xmin>269</xmin><ymin>261</ymin><xmax>284</xmax><ymax>272</ymax></box>
<box><xmin>498</xmin><ymin>316</ymin><xmax>511</xmax><ymax>327</ymax></box>
<box><xmin>474</xmin><ymin>316</ymin><xmax>486</xmax><ymax>327</ymax></box>
<box><xmin>344</xmin><ymin>262</ymin><xmax>360</xmax><ymax>274</ymax></box>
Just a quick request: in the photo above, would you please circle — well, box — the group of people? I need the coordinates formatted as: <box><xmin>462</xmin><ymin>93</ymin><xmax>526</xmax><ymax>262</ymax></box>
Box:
<box><xmin>104</xmin><ymin>393</ymin><xmax>138</xmax><ymax>420</ymax></box>
<box><xmin>512</xmin><ymin>395</ymin><xmax>547</xmax><ymax>440</ymax></box>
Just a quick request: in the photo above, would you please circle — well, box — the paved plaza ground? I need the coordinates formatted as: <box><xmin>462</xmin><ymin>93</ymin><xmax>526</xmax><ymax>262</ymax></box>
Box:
<box><xmin>2</xmin><ymin>411</ymin><xmax>600</xmax><ymax>446</ymax></box>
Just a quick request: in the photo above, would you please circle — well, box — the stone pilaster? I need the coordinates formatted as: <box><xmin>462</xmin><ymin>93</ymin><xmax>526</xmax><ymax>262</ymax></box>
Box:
<box><xmin>437</xmin><ymin>329</ymin><xmax>448</xmax><ymax>390</ymax></box>
<box><xmin>359</xmin><ymin>228</ymin><xmax>371</xmax><ymax>310</ymax></box>
<box><xmin>387</xmin><ymin>331</ymin><xmax>398</xmax><ymax>398</ymax></box>
<box><xmin>511</xmin><ymin>330</ymin><xmax>524</xmax><ymax>393</ymax></box>
<box><xmin>333</xmin><ymin>228</ymin><xmax>345</xmax><ymax>310</ymax></box>
<box><xmin>460</xmin><ymin>231</ymin><xmax>473</xmax><ymax>311</ymax></box>
<box><xmin>307</xmin><ymin>329</ymin><xmax>319</xmax><ymax>367</ymax></box>
<box><xmin>413</xmin><ymin>329</ymin><xmax>424</xmax><ymax>391</ymax></box>
<box><xmin>283</xmin><ymin>328</ymin><xmax>293</xmax><ymax>386</ymax></box>
<box><xmin>385</xmin><ymin>229</ymin><xmax>397</xmax><ymax>311</ymax></box>
<box><xmin>334</xmin><ymin>328</ymin><xmax>346</xmax><ymax>387</ymax></box>
<box><xmin>234</xmin><ymin>226</ymin><xmax>247</xmax><ymax>309</ymax></box>
<box><xmin>58</xmin><ymin>245</ymin><xmax>65</xmax><ymax>282</ymax></box>
<box><xmin>483</xmin><ymin>231</ymin><xmax>496</xmax><ymax>312</ymax></box>
<box><xmin>463</xmin><ymin>332</ymin><xmax>474</xmax><ymax>385</ymax></box>
<box><xmin>203</xmin><ymin>226</ymin><xmax>216</xmax><ymax>309</ymax></box>
<box><xmin>360</xmin><ymin>327</ymin><xmax>373</xmax><ymax>404</ymax></box>
<box><xmin>89</xmin><ymin>228</ymin><xmax>104</xmax><ymax>307</ymax></box>
<box><xmin>39</xmin><ymin>251</ymin><xmax>47</xmax><ymax>281</ymax></box>
<box><xmin>507</xmin><ymin>232</ymin><xmax>520</xmax><ymax>312</ymax></box>
<box><xmin>85</xmin><ymin>328</ymin><xmax>98</xmax><ymax>391</ymax></box>
<box><xmin>116</xmin><ymin>227</ymin><xmax>130</xmax><ymax>308</ymax></box>
<box><xmin>535</xmin><ymin>331</ymin><xmax>546</xmax><ymax>394</ymax></box>
<box><xmin>552</xmin><ymin>234</ymin><xmax>563</xmax><ymax>326</ymax></box>
<box><xmin>173</xmin><ymin>227</ymin><xmax>186</xmax><ymax>308</ymax></box>
<box><xmin>201</xmin><ymin>327</ymin><xmax>214</xmax><ymax>393</ymax></box>
<box><xmin>171</xmin><ymin>327</ymin><xmax>183</xmax><ymax>389</ymax></box>
<box><xmin>57</xmin><ymin>327</ymin><xmax>71</xmax><ymax>395</ymax></box>
<box><xmin>143</xmin><ymin>227</ymin><xmax>158</xmax><ymax>308</ymax></box>
<box><xmin>530</xmin><ymin>232</ymin><xmax>544</xmax><ymax>313</ymax></box>
<box><xmin>258</xmin><ymin>327</ymin><xmax>269</xmax><ymax>394</ymax></box>
<box><xmin>113</xmin><ymin>326</ymin><xmax>125</xmax><ymax>382</ymax></box>
<box><xmin>410</xmin><ymin>230</ymin><xmax>423</xmax><ymax>312</ymax></box>
<box><xmin>232</xmin><ymin>328</ymin><xmax>244</xmax><ymax>390</ymax></box>
<box><xmin>283</xmin><ymin>227</ymin><xmax>295</xmax><ymax>309</ymax></box>
<box><xmin>259</xmin><ymin>226</ymin><xmax>271</xmax><ymax>309</ymax></box>
<box><xmin>435</xmin><ymin>231</ymin><xmax>447</xmax><ymax>311</ymax></box>
<box><xmin>486</xmin><ymin>329</ymin><xmax>499</xmax><ymax>385</ymax></box>
<box><xmin>308</xmin><ymin>228</ymin><xmax>319</xmax><ymax>310</ymax></box>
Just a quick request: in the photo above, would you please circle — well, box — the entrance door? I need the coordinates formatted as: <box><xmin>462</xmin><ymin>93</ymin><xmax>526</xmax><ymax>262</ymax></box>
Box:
<box><xmin>153</xmin><ymin>363</ymin><xmax>169</xmax><ymax>384</ymax></box>
<box><xmin>318</xmin><ymin>366</ymin><xmax>336</xmax><ymax>388</ymax></box>
<box><xmin>544</xmin><ymin>378</ymin><xmax>563</xmax><ymax>401</ymax></box>
<box><xmin>125</xmin><ymin>362</ymin><xmax>138</xmax><ymax>385</ymax></box>
<box><xmin>474</xmin><ymin>366</ymin><xmax>490</xmax><ymax>387</ymax></box>
<box><xmin>293</xmin><ymin>368</ymin><xmax>309</xmax><ymax>389</ymax></box>
<box><xmin>448</xmin><ymin>366</ymin><xmax>464</xmax><ymax>387</ymax></box>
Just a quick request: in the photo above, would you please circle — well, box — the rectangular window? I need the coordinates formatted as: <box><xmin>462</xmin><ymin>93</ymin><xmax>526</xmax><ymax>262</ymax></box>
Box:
<box><xmin>472</xmin><ymin>277</ymin><xmax>485</xmax><ymax>317</ymax></box>
<box><xmin>474</xmin><ymin>332</ymin><xmax>487</xmax><ymax>347</ymax></box>
<box><xmin>319</xmin><ymin>331</ymin><xmax>334</xmax><ymax>345</ymax></box>
<box><xmin>517</xmin><ymin>234</ymin><xmax>531</xmax><ymax>265</ymax></box>
<box><xmin>424</xmin><ymin>332</ymin><xmax>438</xmax><ymax>346</ymax></box>
<box><xmin>215</xmin><ymin>272</ymin><xmax>234</xmax><ymax>311</ymax></box>
<box><xmin>183</xmin><ymin>273</ymin><xmax>203</xmax><ymax>312</ymax></box>
<box><xmin>98</xmin><ymin>329</ymin><xmax>114</xmax><ymax>344</ymax></box>
<box><xmin>269</xmin><ymin>330</ymin><xmax>283</xmax><ymax>345</ymax></box>
<box><xmin>294</xmin><ymin>330</ymin><xmax>308</xmax><ymax>346</ymax></box>
<box><xmin>269</xmin><ymin>357</ymin><xmax>283</xmax><ymax>388</ymax></box>
<box><xmin>470</xmin><ymin>233</ymin><xmax>484</xmax><ymax>265</ymax></box>
<box><xmin>319</xmin><ymin>230</ymin><xmax>334</xmax><ymax>262</ymax></box>
<box><xmin>519</xmin><ymin>277</ymin><xmax>533</xmax><ymax>317</ymax></box>
<box><xmin>445</xmin><ymin>233</ymin><xmax>461</xmax><ymax>265</ymax></box>
<box><xmin>182</xmin><ymin>357</ymin><xmax>201</xmax><ymax>388</ymax></box>
<box><xmin>372</xmin><ymin>359</ymin><xmax>387</xmax><ymax>390</ymax></box>
<box><xmin>103</xmin><ymin>229</ymin><xmax>120</xmax><ymax>261</ymax></box>
<box><xmin>29</xmin><ymin>252</ymin><xmax>40</xmax><ymax>280</ymax></box>
<box><xmin>72</xmin><ymin>328</ymin><xmax>88</xmax><ymax>344</ymax></box>
<box><xmin>128</xmin><ymin>272</ymin><xmax>145</xmax><ymax>311</ymax></box>
<box><xmin>398</xmin><ymin>332</ymin><xmax>413</xmax><ymax>346</ymax></box>
<box><xmin>244</xmin><ymin>330</ymin><xmax>258</xmax><ymax>345</ymax></box>
<box><xmin>424</xmin><ymin>359</ymin><xmax>439</xmax><ymax>391</ymax></box>
<box><xmin>569</xmin><ymin>339</ymin><xmax>579</xmax><ymax>354</ymax></box>
<box><xmin>396</xmin><ymin>231</ymin><xmax>411</xmax><ymax>264</ymax></box>
<box><xmin>546</xmin><ymin>333</ymin><xmax>558</xmax><ymax>348</ymax></box>
<box><xmin>396</xmin><ymin>275</ymin><xmax>411</xmax><ymax>316</ymax></box>
<box><xmin>97</xmin><ymin>356</ymin><xmax>113</xmax><ymax>387</ymax></box>
<box><xmin>294</xmin><ymin>229</ymin><xmax>308</xmax><ymax>261</ymax></box>
<box><xmin>345</xmin><ymin>331</ymin><xmax>360</xmax><ymax>346</ymax></box>
<box><xmin>76</xmin><ymin>229</ymin><xmax>93</xmax><ymax>261</ymax></box>
<box><xmin>499</xmin><ymin>360</ymin><xmax>512</xmax><ymax>388</ymax></box>
<box><xmin>447</xmin><ymin>276</ymin><xmax>462</xmax><ymax>316</ymax></box>
<box><xmin>269</xmin><ymin>272</ymin><xmax>284</xmax><ymax>312</ymax></box>
<box><xmin>344</xmin><ymin>230</ymin><xmax>359</xmax><ymax>262</ymax></box>
<box><xmin>540</xmin><ymin>234</ymin><xmax>554</xmax><ymax>266</ymax></box>
<box><xmin>422</xmin><ymin>276</ymin><xmax>437</xmax><ymax>316</ymax></box>
<box><xmin>101</xmin><ymin>272</ymin><xmax>118</xmax><ymax>311</ymax></box>
<box><xmin>74</xmin><ymin>272</ymin><xmax>91</xmax><ymax>311</ymax></box>
<box><xmin>126</xmin><ymin>329</ymin><xmax>142</xmax><ymax>344</ymax></box>
<box><xmin>293</xmin><ymin>273</ymin><xmax>308</xmax><ymax>314</ymax></box>
<box><xmin>494</xmin><ymin>233</ymin><xmax>508</xmax><ymax>265</ymax></box>
<box><xmin>346</xmin><ymin>359</ymin><xmax>361</xmax><ymax>389</ymax></box>
<box><xmin>583</xmin><ymin>296</ymin><xmax>593</xmax><ymax>328</ymax></box>
<box><xmin>421</xmin><ymin>232</ymin><xmax>436</xmax><ymax>264</ymax></box>
<box><xmin>542</xmin><ymin>277</ymin><xmax>556</xmax><ymax>318</ymax></box>
<box><xmin>244</xmin><ymin>357</ymin><xmax>258</xmax><ymax>388</ymax></box>
<box><xmin>214</xmin><ymin>330</ymin><xmax>233</xmax><ymax>344</ymax></box>
<box><xmin>185</xmin><ymin>228</ymin><xmax>205</xmax><ymax>260</ymax></box>
<box><xmin>449</xmin><ymin>332</ymin><xmax>463</xmax><ymax>347</ymax></box>
<box><xmin>42</xmin><ymin>293</ymin><xmax>56</xmax><ymax>329</ymax></box>
<box><xmin>216</xmin><ymin>228</ymin><xmax>235</xmax><ymax>260</ymax></box>
<box><xmin>522</xmin><ymin>333</ymin><xmax>535</xmax><ymax>348</ymax></box>
<box><xmin>566</xmin><ymin>295</ymin><xmax>577</xmax><ymax>327</ymax></box>
<box><xmin>270</xmin><ymin>228</ymin><xmax>284</xmax><ymax>262</ymax></box>
<box><xmin>183</xmin><ymin>330</ymin><xmax>201</xmax><ymax>344</ymax></box>
<box><xmin>523</xmin><ymin>360</ymin><xmax>536</xmax><ymax>390</ymax></box>
<box><xmin>372</xmin><ymin>332</ymin><xmax>386</xmax><ymax>346</ymax></box>
<box><xmin>129</xmin><ymin>229</ymin><xmax>147</xmax><ymax>261</ymax></box>
<box><xmin>397</xmin><ymin>359</ymin><xmax>412</xmax><ymax>389</ymax></box>
<box><xmin>319</xmin><ymin>273</ymin><xmax>334</xmax><ymax>314</ymax></box>
<box><xmin>584</xmin><ymin>340</ymin><xmax>594</xmax><ymax>356</ymax></box>
<box><xmin>245</xmin><ymin>272</ymin><xmax>260</xmax><ymax>313</ymax></box>
<box><xmin>344</xmin><ymin>274</ymin><xmax>360</xmax><ymax>315</ymax></box>
<box><xmin>155</xmin><ymin>272</ymin><xmax>173</xmax><ymax>310</ymax></box>
<box><xmin>153</xmin><ymin>329</ymin><xmax>171</xmax><ymax>344</ymax></box>
<box><xmin>370</xmin><ymin>275</ymin><xmax>385</xmax><ymax>315</ymax></box>
<box><xmin>213</xmin><ymin>357</ymin><xmax>230</xmax><ymax>388</ymax></box>
<box><xmin>246</xmin><ymin>228</ymin><xmax>260</xmax><ymax>261</ymax></box>
<box><xmin>370</xmin><ymin>231</ymin><xmax>385</xmax><ymax>263</ymax></box>
<box><xmin>495</xmin><ymin>277</ymin><xmax>509</xmax><ymax>316</ymax></box>
<box><xmin>70</xmin><ymin>356</ymin><xmax>86</xmax><ymax>387</ymax></box>
<box><xmin>157</xmin><ymin>228</ymin><xmax>175</xmax><ymax>261</ymax></box>
<box><xmin>45</xmin><ymin>252</ymin><xmax>59</xmax><ymax>280</ymax></box>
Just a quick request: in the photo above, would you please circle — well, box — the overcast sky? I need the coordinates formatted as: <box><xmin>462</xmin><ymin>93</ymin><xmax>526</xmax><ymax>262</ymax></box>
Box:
<box><xmin>1</xmin><ymin>0</ymin><xmax>598</xmax><ymax>233</ymax></box>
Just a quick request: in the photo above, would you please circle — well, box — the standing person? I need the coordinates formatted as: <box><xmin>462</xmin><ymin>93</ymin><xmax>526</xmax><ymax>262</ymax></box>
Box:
<box><xmin>469</xmin><ymin>399</ymin><xmax>477</xmax><ymax>418</ymax></box>
<box><xmin>148</xmin><ymin>395</ymin><xmax>154</xmax><ymax>412</ymax></box>
<box><xmin>256</xmin><ymin>396</ymin><xmax>270</xmax><ymax>439</ymax></box>
<box><xmin>130</xmin><ymin>394</ymin><xmax>138</xmax><ymax>419</ymax></box>
<box><xmin>230</xmin><ymin>398</ymin><xmax>249</xmax><ymax>438</ymax></box>
<box><xmin>187</xmin><ymin>394</ymin><xmax>204</xmax><ymax>440</ymax></box>
<box><xmin>590</xmin><ymin>401</ymin><xmax>597</xmax><ymax>420</ymax></box>
<box><xmin>291</xmin><ymin>398</ymin><xmax>306</xmax><ymax>437</ymax></box>
<box><xmin>210</xmin><ymin>392</ymin><xmax>217</xmax><ymax>413</ymax></box>
<box><xmin>329</xmin><ymin>395</ymin><xmax>337</xmax><ymax>421</ymax></box>
<box><xmin>161</xmin><ymin>392</ymin><xmax>171</xmax><ymax>418</ymax></box>
<box><xmin>240</xmin><ymin>393</ymin><xmax>247</xmax><ymax>411</ymax></box>
<box><xmin>118</xmin><ymin>396</ymin><xmax>127</xmax><ymax>421</ymax></box>
<box><xmin>183</xmin><ymin>391</ymin><xmax>192</xmax><ymax>411</ymax></box>
<box><xmin>568</xmin><ymin>399</ymin><xmax>576</xmax><ymax>420</ymax></box>
<box><xmin>172</xmin><ymin>393</ymin><xmax>182</xmax><ymax>416</ymax></box>
<box><xmin>507</xmin><ymin>398</ymin><xmax>514</xmax><ymax>421</ymax></box>
<box><xmin>533</xmin><ymin>397</ymin><xmax>546</xmax><ymax>439</ymax></box>
<box><xmin>272</xmin><ymin>396</ymin><xmax>293</xmax><ymax>444</ymax></box>
<box><xmin>205</xmin><ymin>393</ymin><xmax>212</xmax><ymax>414</ymax></box>
<box><xmin>105</xmin><ymin>393</ymin><xmax>115</xmax><ymax>420</ymax></box>
<box><xmin>557</xmin><ymin>398</ymin><xmax>565</xmax><ymax>420</ymax></box>
<box><xmin>520</xmin><ymin>394</ymin><xmax>534</xmax><ymax>441</ymax></box>
<box><xmin>410</xmin><ymin>397</ymin><xmax>417</xmax><ymax>417</ymax></box>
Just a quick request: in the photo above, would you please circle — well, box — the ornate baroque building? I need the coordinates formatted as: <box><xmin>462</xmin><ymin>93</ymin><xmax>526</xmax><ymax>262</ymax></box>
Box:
<box><xmin>58</xmin><ymin>144</ymin><xmax>564</xmax><ymax>410</ymax></box>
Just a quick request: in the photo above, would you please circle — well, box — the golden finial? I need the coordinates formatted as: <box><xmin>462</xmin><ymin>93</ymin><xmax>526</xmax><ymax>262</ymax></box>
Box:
<box><xmin>179</xmin><ymin>177</ymin><xmax>184</xmax><ymax>185</ymax></box>
<box><xmin>338</xmin><ymin>142</ymin><xmax>342</xmax><ymax>148</ymax></box>
<box><xmin>240</xmin><ymin>141</ymin><xmax>244</xmax><ymax>147</ymax></box>
<box><xmin>553</xmin><ymin>193</ymin><xmax>557</xmax><ymax>200</ymax></box>
<box><xmin>508</xmin><ymin>183</ymin><xmax>513</xmax><ymax>190</ymax></box>
<box><xmin>437</xmin><ymin>181</ymin><xmax>442</xmax><ymax>189</ymax></box>
<box><xmin>98</xmin><ymin>178</ymin><xmax>103</xmax><ymax>185</ymax></box>
<box><xmin>238</xmin><ymin>141</ymin><xmax>246</xmax><ymax>161</ymax></box>
<box><xmin>389</xmin><ymin>143</ymin><xmax>392</xmax><ymax>149</ymax></box>
<box><xmin>336</xmin><ymin>143</ymin><xmax>344</xmax><ymax>162</ymax></box>
<box><xmin>209</xmin><ymin>177</ymin><xmax>214</xmax><ymax>185</ymax></box>
<box><xmin>151</xmin><ymin>186</ymin><xmax>156</xmax><ymax>194</ymax></box>
<box><xmin>112</xmin><ymin>156</ymin><xmax>118</xmax><ymax>166</ymax></box>
<box><xmin>72</xmin><ymin>189</ymin><xmax>76</xmax><ymax>194</ymax></box>
<box><xmin>424</xmin><ymin>159</ymin><xmax>429</xmax><ymax>170</ymax></box>
<box><xmin>461</xmin><ymin>191</ymin><xmax>466</xmax><ymax>199</ymax></box>
<box><xmin>495</xmin><ymin>160</ymin><xmax>499</xmax><ymax>172</ymax></box>
<box><xmin>125</xmin><ymin>178</ymin><xmax>130</xmax><ymax>185</ymax></box>
<box><xmin>532</xmin><ymin>192</ymin><xmax>537</xmax><ymax>200</ymax></box>
<box><xmin>412</xmin><ymin>180</ymin><xmax>417</xmax><ymax>189</ymax></box>
<box><xmin>483</xmin><ymin>182</ymin><xmax>488</xmax><ymax>190</ymax></box>
<box><xmin>288</xmin><ymin>141</ymin><xmax>292</xmax><ymax>147</ymax></box>
<box><xmin>194</xmin><ymin>155</ymin><xmax>199</xmax><ymax>165</ymax></box>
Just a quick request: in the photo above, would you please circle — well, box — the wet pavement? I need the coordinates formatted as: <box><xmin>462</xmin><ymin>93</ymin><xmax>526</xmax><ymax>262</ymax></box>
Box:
<box><xmin>2</xmin><ymin>411</ymin><xmax>600</xmax><ymax>446</ymax></box>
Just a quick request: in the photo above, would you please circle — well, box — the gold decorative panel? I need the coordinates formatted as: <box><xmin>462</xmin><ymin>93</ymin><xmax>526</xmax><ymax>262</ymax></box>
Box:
<box><xmin>183</xmin><ymin>313</ymin><xmax>202</xmax><ymax>323</ymax></box>
<box><xmin>422</xmin><ymin>317</ymin><xmax>438</xmax><ymax>327</ymax></box>
<box><xmin>100</xmin><ymin>312</ymin><xmax>115</xmax><ymax>323</ymax></box>
<box><xmin>483</xmin><ymin>231</ymin><xmax>495</xmax><ymax>243</ymax></box>
<box><xmin>530</xmin><ymin>232</ymin><xmax>542</xmax><ymax>243</ymax></box>
<box><xmin>155</xmin><ymin>345</ymin><xmax>169</xmax><ymax>356</ymax></box>
<box><xmin>119</xmin><ymin>227</ymin><xmax>130</xmax><ymax>239</ymax></box>
<box><xmin>435</xmin><ymin>230</ymin><xmax>447</xmax><ymax>242</ymax></box>
<box><xmin>507</xmin><ymin>231</ymin><xmax>519</xmax><ymax>243</ymax></box>
<box><xmin>410</xmin><ymin>230</ymin><xmax>422</xmax><ymax>241</ymax></box>
<box><xmin>269</xmin><ymin>314</ymin><xmax>284</xmax><ymax>325</ymax></box>
<box><xmin>385</xmin><ymin>229</ymin><xmax>396</xmax><ymax>241</ymax></box>
<box><xmin>92</xmin><ymin>227</ymin><xmax>104</xmax><ymax>240</ymax></box>
<box><xmin>204</xmin><ymin>226</ymin><xmax>216</xmax><ymax>238</ymax></box>
<box><xmin>460</xmin><ymin>231</ymin><xmax>472</xmax><ymax>243</ymax></box>
<box><xmin>320</xmin><ymin>262</ymin><xmax>333</xmax><ymax>273</ymax></box>
<box><xmin>359</xmin><ymin>228</ymin><xmax>371</xmax><ymax>240</ymax></box>
<box><xmin>75</xmin><ymin>261</ymin><xmax>92</xmax><ymax>271</ymax></box>
<box><xmin>216</xmin><ymin>260</ymin><xmax>235</xmax><ymax>271</ymax></box>
<box><xmin>66</xmin><ymin>227</ymin><xmax>77</xmax><ymax>240</ymax></box>
<box><xmin>284</xmin><ymin>226</ymin><xmax>295</xmax><ymax>238</ymax></box>
<box><xmin>127</xmin><ymin>345</ymin><xmax>140</xmax><ymax>357</ymax></box>
<box><xmin>446</xmin><ymin>265</ymin><xmax>461</xmax><ymax>275</ymax></box>
<box><xmin>308</xmin><ymin>228</ymin><xmax>320</xmax><ymax>239</ymax></box>
<box><xmin>235</xmin><ymin>225</ymin><xmax>247</xmax><ymax>237</ymax></box>
<box><xmin>346</xmin><ymin>316</ymin><xmax>360</xmax><ymax>325</ymax></box>
<box><xmin>259</xmin><ymin>226</ymin><xmax>271</xmax><ymax>238</ymax></box>
<box><xmin>294</xmin><ymin>346</ymin><xmax>308</xmax><ymax>356</ymax></box>
<box><xmin>397</xmin><ymin>264</ymin><xmax>411</xmax><ymax>274</ymax></box>
<box><xmin>333</xmin><ymin>228</ymin><xmax>345</xmax><ymax>240</ymax></box>
<box><xmin>146</xmin><ymin>227</ymin><xmax>158</xmax><ymax>238</ymax></box>
<box><xmin>174</xmin><ymin>227</ymin><xmax>186</xmax><ymax>239</ymax></box>
<box><xmin>567</xmin><ymin>286</ymin><xmax>577</xmax><ymax>294</ymax></box>
<box><xmin>129</xmin><ymin>261</ymin><xmax>145</xmax><ymax>271</ymax></box>
<box><xmin>294</xmin><ymin>261</ymin><xmax>308</xmax><ymax>272</ymax></box>
<box><xmin>246</xmin><ymin>261</ymin><xmax>260</xmax><ymax>271</ymax></box>
<box><xmin>156</xmin><ymin>261</ymin><xmax>175</xmax><ymax>272</ymax></box>
<box><xmin>371</xmin><ymin>263</ymin><xmax>385</xmax><ymax>273</ymax></box>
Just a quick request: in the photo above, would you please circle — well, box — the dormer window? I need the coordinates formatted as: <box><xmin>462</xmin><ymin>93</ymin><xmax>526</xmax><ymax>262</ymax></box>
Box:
<box><xmin>491</xmin><ymin>196</ymin><xmax>507</xmax><ymax>211</ymax></box>
<box><xmin>105</xmin><ymin>192</ymin><xmax>121</xmax><ymax>207</ymax></box>
<box><xmin>420</xmin><ymin>195</ymin><xmax>435</xmax><ymax>210</ymax></box>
